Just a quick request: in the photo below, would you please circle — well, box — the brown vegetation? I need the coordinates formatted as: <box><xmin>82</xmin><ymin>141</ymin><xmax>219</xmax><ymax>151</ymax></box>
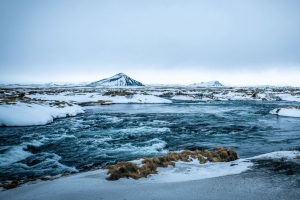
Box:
<box><xmin>0</xmin><ymin>178</ymin><xmax>37</xmax><ymax>190</ymax></box>
<box><xmin>159</xmin><ymin>92</ymin><xmax>174</xmax><ymax>98</ymax></box>
<box><xmin>49</xmin><ymin>100</ymin><xmax>73</xmax><ymax>107</ymax></box>
<box><xmin>140</xmin><ymin>92</ymin><xmax>150</xmax><ymax>95</ymax></box>
<box><xmin>2</xmin><ymin>97</ymin><xmax>17</xmax><ymax>104</ymax></box>
<box><xmin>296</xmin><ymin>155</ymin><xmax>300</xmax><ymax>160</ymax></box>
<box><xmin>103</xmin><ymin>146</ymin><xmax>238</xmax><ymax>180</ymax></box>
<box><xmin>98</xmin><ymin>100</ymin><xmax>113</xmax><ymax>105</ymax></box>
<box><xmin>103</xmin><ymin>90</ymin><xmax>136</xmax><ymax>97</ymax></box>
<box><xmin>235</xmin><ymin>89</ymin><xmax>247</xmax><ymax>93</ymax></box>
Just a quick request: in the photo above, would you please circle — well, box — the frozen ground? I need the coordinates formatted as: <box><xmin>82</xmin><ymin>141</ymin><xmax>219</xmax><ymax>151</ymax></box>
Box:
<box><xmin>1</xmin><ymin>151</ymin><xmax>299</xmax><ymax>200</ymax></box>
<box><xmin>26</xmin><ymin>93</ymin><xmax>172</xmax><ymax>104</ymax></box>
<box><xmin>0</xmin><ymin>85</ymin><xmax>300</xmax><ymax>126</ymax></box>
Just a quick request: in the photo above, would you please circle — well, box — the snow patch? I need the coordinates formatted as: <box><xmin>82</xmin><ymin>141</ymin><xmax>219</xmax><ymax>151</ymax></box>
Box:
<box><xmin>27</xmin><ymin>93</ymin><xmax>172</xmax><ymax>104</ymax></box>
<box><xmin>143</xmin><ymin>158</ymin><xmax>252</xmax><ymax>183</ymax></box>
<box><xmin>0</xmin><ymin>103</ymin><xmax>84</xmax><ymax>126</ymax></box>
<box><xmin>270</xmin><ymin>107</ymin><xmax>300</xmax><ymax>118</ymax></box>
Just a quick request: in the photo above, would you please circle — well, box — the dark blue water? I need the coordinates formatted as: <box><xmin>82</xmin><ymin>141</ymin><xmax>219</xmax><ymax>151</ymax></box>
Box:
<box><xmin>1</xmin><ymin>101</ymin><xmax>300</xmax><ymax>181</ymax></box>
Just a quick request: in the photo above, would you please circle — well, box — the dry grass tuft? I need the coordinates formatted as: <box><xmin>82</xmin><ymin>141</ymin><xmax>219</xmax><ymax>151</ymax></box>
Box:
<box><xmin>296</xmin><ymin>155</ymin><xmax>300</xmax><ymax>160</ymax></box>
<box><xmin>104</xmin><ymin>146</ymin><xmax>238</xmax><ymax>180</ymax></box>
<box><xmin>103</xmin><ymin>162</ymin><xmax>140</xmax><ymax>180</ymax></box>
<box><xmin>49</xmin><ymin>101</ymin><xmax>73</xmax><ymax>107</ymax></box>
<box><xmin>235</xmin><ymin>89</ymin><xmax>247</xmax><ymax>93</ymax></box>
<box><xmin>61</xmin><ymin>173</ymin><xmax>69</xmax><ymax>177</ymax></box>
<box><xmin>98</xmin><ymin>100</ymin><xmax>113</xmax><ymax>105</ymax></box>
<box><xmin>0</xmin><ymin>178</ymin><xmax>37</xmax><ymax>190</ymax></box>
<box><xmin>2</xmin><ymin>97</ymin><xmax>17</xmax><ymax>104</ymax></box>
<box><xmin>103</xmin><ymin>91</ymin><xmax>136</xmax><ymax>97</ymax></box>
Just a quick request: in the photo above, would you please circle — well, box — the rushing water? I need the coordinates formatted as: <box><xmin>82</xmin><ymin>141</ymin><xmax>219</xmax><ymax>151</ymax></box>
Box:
<box><xmin>0</xmin><ymin>100</ymin><xmax>300</xmax><ymax>181</ymax></box>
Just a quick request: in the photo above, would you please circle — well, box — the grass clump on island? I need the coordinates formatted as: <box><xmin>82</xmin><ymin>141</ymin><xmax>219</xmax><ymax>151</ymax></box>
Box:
<box><xmin>103</xmin><ymin>146</ymin><xmax>238</xmax><ymax>180</ymax></box>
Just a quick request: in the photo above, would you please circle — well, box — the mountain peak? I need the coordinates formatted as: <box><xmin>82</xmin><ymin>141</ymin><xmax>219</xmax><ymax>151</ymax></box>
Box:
<box><xmin>116</xmin><ymin>73</ymin><xmax>126</xmax><ymax>76</ymax></box>
<box><xmin>87</xmin><ymin>73</ymin><xmax>144</xmax><ymax>87</ymax></box>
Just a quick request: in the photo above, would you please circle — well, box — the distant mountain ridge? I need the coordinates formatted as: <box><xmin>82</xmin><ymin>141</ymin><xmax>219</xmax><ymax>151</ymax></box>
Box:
<box><xmin>190</xmin><ymin>81</ymin><xmax>224</xmax><ymax>87</ymax></box>
<box><xmin>44</xmin><ymin>82</ymin><xmax>91</xmax><ymax>87</ymax></box>
<box><xmin>87</xmin><ymin>73</ymin><xmax>144</xmax><ymax>87</ymax></box>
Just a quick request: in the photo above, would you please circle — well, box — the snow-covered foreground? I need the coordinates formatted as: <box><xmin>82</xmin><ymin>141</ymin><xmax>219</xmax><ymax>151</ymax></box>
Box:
<box><xmin>0</xmin><ymin>103</ymin><xmax>84</xmax><ymax>126</ymax></box>
<box><xmin>1</xmin><ymin>151</ymin><xmax>299</xmax><ymax>200</ymax></box>
<box><xmin>270</xmin><ymin>107</ymin><xmax>300</xmax><ymax>118</ymax></box>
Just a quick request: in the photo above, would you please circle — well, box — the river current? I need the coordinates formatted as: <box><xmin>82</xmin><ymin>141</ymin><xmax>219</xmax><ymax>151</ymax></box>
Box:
<box><xmin>1</xmin><ymin>100</ymin><xmax>300</xmax><ymax>181</ymax></box>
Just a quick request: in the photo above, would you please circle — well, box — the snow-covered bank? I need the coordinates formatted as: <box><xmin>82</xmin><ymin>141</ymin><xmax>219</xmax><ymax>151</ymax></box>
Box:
<box><xmin>1</xmin><ymin>151</ymin><xmax>299</xmax><ymax>200</ymax></box>
<box><xmin>270</xmin><ymin>107</ymin><xmax>300</xmax><ymax>118</ymax></box>
<box><xmin>251</xmin><ymin>150</ymin><xmax>300</xmax><ymax>160</ymax></box>
<box><xmin>0</xmin><ymin>103</ymin><xmax>84</xmax><ymax>126</ymax></box>
<box><xmin>150</xmin><ymin>150</ymin><xmax>300</xmax><ymax>183</ymax></box>
<box><xmin>277</xmin><ymin>93</ymin><xmax>300</xmax><ymax>102</ymax></box>
<box><xmin>138</xmin><ymin>158</ymin><xmax>252</xmax><ymax>183</ymax></box>
<box><xmin>27</xmin><ymin>93</ymin><xmax>172</xmax><ymax>104</ymax></box>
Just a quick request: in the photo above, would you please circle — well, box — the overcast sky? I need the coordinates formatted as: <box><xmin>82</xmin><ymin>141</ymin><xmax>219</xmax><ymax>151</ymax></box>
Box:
<box><xmin>1</xmin><ymin>0</ymin><xmax>300</xmax><ymax>86</ymax></box>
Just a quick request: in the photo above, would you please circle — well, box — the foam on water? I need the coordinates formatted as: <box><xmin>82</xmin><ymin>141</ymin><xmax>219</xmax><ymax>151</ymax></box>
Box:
<box><xmin>0</xmin><ymin>140</ymin><xmax>44</xmax><ymax>167</ymax></box>
<box><xmin>117</xmin><ymin>126</ymin><xmax>170</xmax><ymax>139</ymax></box>
<box><xmin>108</xmin><ymin>138</ymin><xmax>168</xmax><ymax>156</ymax></box>
<box><xmin>0</xmin><ymin>146</ymin><xmax>32</xmax><ymax>167</ymax></box>
<box><xmin>21</xmin><ymin>152</ymin><xmax>78</xmax><ymax>175</ymax></box>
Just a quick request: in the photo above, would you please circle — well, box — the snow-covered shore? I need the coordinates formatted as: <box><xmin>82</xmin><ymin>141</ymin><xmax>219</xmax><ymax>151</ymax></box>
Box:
<box><xmin>270</xmin><ymin>107</ymin><xmax>300</xmax><ymax>118</ymax></box>
<box><xmin>0</xmin><ymin>91</ymin><xmax>171</xmax><ymax>126</ymax></box>
<box><xmin>1</xmin><ymin>151</ymin><xmax>299</xmax><ymax>200</ymax></box>
<box><xmin>27</xmin><ymin>93</ymin><xmax>172</xmax><ymax>104</ymax></box>
<box><xmin>0</xmin><ymin>103</ymin><xmax>84</xmax><ymax>126</ymax></box>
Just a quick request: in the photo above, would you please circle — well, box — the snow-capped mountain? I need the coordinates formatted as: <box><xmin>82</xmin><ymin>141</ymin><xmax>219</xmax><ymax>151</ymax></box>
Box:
<box><xmin>190</xmin><ymin>81</ymin><xmax>224</xmax><ymax>87</ymax></box>
<box><xmin>87</xmin><ymin>73</ymin><xmax>144</xmax><ymax>87</ymax></box>
<box><xmin>44</xmin><ymin>82</ymin><xmax>77</xmax><ymax>87</ymax></box>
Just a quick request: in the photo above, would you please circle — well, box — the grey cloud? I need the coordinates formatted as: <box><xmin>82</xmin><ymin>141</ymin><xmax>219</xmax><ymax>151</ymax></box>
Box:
<box><xmin>0</xmin><ymin>0</ymin><xmax>300</xmax><ymax>78</ymax></box>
